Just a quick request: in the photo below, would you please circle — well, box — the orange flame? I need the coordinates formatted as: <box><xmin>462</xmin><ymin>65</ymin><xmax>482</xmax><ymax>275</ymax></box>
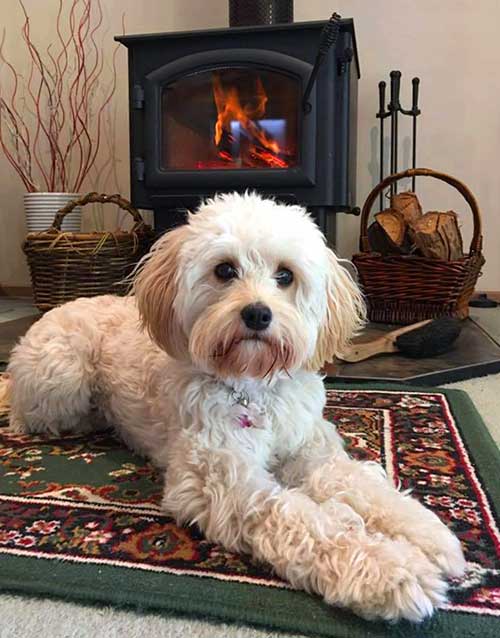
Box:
<box><xmin>211</xmin><ymin>73</ymin><xmax>287</xmax><ymax>168</ymax></box>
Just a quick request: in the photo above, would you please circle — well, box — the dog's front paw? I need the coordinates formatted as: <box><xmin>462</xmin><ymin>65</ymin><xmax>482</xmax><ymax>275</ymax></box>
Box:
<box><xmin>331</xmin><ymin>537</ymin><xmax>449</xmax><ymax>623</ymax></box>
<box><xmin>359</xmin><ymin>492</ymin><xmax>467</xmax><ymax>581</ymax></box>
<box><xmin>406</xmin><ymin>521</ymin><xmax>466</xmax><ymax>579</ymax></box>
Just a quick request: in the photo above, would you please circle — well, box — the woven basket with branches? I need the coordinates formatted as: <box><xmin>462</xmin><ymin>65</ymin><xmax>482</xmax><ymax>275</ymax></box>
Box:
<box><xmin>23</xmin><ymin>193</ymin><xmax>154</xmax><ymax>312</ymax></box>
<box><xmin>352</xmin><ymin>168</ymin><xmax>485</xmax><ymax>324</ymax></box>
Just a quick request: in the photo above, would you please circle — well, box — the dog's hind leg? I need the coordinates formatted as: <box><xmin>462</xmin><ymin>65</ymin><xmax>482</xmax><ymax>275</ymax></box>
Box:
<box><xmin>7</xmin><ymin>303</ymin><xmax>101</xmax><ymax>435</ymax></box>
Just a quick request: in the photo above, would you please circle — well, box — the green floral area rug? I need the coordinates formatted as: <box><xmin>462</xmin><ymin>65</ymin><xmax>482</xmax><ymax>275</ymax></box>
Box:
<box><xmin>0</xmin><ymin>382</ymin><xmax>499</xmax><ymax>637</ymax></box>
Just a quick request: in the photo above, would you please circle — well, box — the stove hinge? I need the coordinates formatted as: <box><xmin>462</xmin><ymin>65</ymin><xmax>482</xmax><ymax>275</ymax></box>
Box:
<box><xmin>132</xmin><ymin>84</ymin><xmax>145</xmax><ymax>109</ymax></box>
<box><xmin>134</xmin><ymin>157</ymin><xmax>145</xmax><ymax>181</ymax></box>
<box><xmin>337</xmin><ymin>48</ymin><xmax>353</xmax><ymax>76</ymax></box>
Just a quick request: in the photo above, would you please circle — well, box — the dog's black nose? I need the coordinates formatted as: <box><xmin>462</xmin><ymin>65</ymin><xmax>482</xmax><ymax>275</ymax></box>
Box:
<box><xmin>241</xmin><ymin>303</ymin><xmax>272</xmax><ymax>331</ymax></box>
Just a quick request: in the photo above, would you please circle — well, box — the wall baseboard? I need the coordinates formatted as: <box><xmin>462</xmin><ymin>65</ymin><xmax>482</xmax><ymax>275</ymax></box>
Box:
<box><xmin>0</xmin><ymin>286</ymin><xmax>33</xmax><ymax>298</ymax></box>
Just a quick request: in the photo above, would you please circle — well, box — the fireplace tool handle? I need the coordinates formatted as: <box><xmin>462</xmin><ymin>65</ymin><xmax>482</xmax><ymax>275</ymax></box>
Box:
<box><xmin>376</xmin><ymin>81</ymin><xmax>387</xmax><ymax>210</ymax></box>
<box><xmin>302</xmin><ymin>12</ymin><xmax>342</xmax><ymax>114</ymax></box>
<box><xmin>389</xmin><ymin>70</ymin><xmax>401</xmax><ymax>195</ymax></box>
<box><xmin>411</xmin><ymin>77</ymin><xmax>420</xmax><ymax>189</ymax></box>
<box><xmin>400</xmin><ymin>76</ymin><xmax>421</xmax><ymax>189</ymax></box>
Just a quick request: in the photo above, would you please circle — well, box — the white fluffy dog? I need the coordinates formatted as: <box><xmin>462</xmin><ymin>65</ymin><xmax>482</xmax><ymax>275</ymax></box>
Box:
<box><xmin>7</xmin><ymin>192</ymin><xmax>465</xmax><ymax>622</ymax></box>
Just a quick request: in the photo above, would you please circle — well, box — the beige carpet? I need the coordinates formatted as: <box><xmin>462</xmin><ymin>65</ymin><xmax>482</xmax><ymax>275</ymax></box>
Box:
<box><xmin>1</xmin><ymin>374</ymin><xmax>499</xmax><ymax>638</ymax></box>
<box><xmin>443</xmin><ymin>372</ymin><xmax>500</xmax><ymax>444</ymax></box>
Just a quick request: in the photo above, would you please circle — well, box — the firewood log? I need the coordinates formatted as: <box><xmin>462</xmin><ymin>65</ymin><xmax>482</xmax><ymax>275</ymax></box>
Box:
<box><xmin>391</xmin><ymin>192</ymin><xmax>423</xmax><ymax>226</ymax></box>
<box><xmin>376</xmin><ymin>209</ymin><xmax>407</xmax><ymax>245</ymax></box>
<box><xmin>367</xmin><ymin>208</ymin><xmax>410</xmax><ymax>254</ymax></box>
<box><xmin>410</xmin><ymin>211</ymin><xmax>464</xmax><ymax>260</ymax></box>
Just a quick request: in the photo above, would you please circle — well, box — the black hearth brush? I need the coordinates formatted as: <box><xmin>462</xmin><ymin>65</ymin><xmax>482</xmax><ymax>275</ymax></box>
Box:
<box><xmin>339</xmin><ymin>318</ymin><xmax>463</xmax><ymax>363</ymax></box>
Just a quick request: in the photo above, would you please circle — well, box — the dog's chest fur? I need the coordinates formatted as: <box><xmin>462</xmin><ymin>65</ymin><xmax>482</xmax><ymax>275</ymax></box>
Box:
<box><xmin>153</xmin><ymin>366</ymin><xmax>327</xmax><ymax>469</ymax></box>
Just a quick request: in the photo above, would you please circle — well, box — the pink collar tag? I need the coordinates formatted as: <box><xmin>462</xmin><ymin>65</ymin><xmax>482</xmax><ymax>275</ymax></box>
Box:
<box><xmin>238</xmin><ymin>414</ymin><xmax>253</xmax><ymax>428</ymax></box>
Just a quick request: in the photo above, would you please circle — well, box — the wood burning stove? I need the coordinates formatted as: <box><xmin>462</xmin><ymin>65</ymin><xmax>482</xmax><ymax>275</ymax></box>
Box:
<box><xmin>116</xmin><ymin>18</ymin><xmax>360</xmax><ymax>233</ymax></box>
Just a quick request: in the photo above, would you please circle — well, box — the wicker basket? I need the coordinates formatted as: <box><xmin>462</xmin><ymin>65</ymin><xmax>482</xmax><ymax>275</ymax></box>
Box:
<box><xmin>352</xmin><ymin>168</ymin><xmax>485</xmax><ymax>324</ymax></box>
<box><xmin>23</xmin><ymin>192</ymin><xmax>154</xmax><ymax>312</ymax></box>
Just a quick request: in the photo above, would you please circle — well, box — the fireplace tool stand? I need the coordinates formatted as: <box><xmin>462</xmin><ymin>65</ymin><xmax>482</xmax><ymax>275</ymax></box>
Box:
<box><xmin>376</xmin><ymin>71</ymin><xmax>421</xmax><ymax>210</ymax></box>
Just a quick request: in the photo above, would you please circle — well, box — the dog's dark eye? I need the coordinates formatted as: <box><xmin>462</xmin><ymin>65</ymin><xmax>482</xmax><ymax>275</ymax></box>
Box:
<box><xmin>275</xmin><ymin>268</ymin><xmax>294</xmax><ymax>287</ymax></box>
<box><xmin>214</xmin><ymin>262</ymin><xmax>238</xmax><ymax>281</ymax></box>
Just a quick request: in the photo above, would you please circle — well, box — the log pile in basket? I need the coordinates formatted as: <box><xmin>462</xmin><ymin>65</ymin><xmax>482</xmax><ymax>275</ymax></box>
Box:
<box><xmin>23</xmin><ymin>193</ymin><xmax>154</xmax><ymax>312</ymax></box>
<box><xmin>368</xmin><ymin>192</ymin><xmax>463</xmax><ymax>261</ymax></box>
<box><xmin>352</xmin><ymin>168</ymin><xmax>485</xmax><ymax>325</ymax></box>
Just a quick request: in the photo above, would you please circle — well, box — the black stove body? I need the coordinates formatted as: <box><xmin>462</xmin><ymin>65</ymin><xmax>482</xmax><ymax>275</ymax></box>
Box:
<box><xmin>116</xmin><ymin>19</ymin><xmax>359</xmax><ymax>232</ymax></box>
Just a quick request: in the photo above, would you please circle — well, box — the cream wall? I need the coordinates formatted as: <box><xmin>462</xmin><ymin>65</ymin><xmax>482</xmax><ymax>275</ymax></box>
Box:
<box><xmin>1</xmin><ymin>0</ymin><xmax>499</xmax><ymax>289</ymax></box>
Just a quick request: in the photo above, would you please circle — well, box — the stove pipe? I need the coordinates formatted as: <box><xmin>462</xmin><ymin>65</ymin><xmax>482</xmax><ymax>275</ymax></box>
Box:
<box><xmin>229</xmin><ymin>0</ymin><xmax>294</xmax><ymax>27</ymax></box>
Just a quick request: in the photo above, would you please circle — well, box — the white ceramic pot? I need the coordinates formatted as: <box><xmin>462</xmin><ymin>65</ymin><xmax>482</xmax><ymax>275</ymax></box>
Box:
<box><xmin>24</xmin><ymin>192</ymin><xmax>82</xmax><ymax>233</ymax></box>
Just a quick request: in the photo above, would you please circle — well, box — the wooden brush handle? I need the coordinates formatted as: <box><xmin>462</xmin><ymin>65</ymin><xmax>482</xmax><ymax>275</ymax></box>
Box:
<box><xmin>340</xmin><ymin>320</ymin><xmax>431</xmax><ymax>362</ymax></box>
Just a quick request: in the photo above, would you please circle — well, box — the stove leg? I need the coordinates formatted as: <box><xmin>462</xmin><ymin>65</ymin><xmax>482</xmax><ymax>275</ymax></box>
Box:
<box><xmin>314</xmin><ymin>206</ymin><xmax>327</xmax><ymax>235</ymax></box>
<box><xmin>325</xmin><ymin>210</ymin><xmax>337</xmax><ymax>250</ymax></box>
<box><xmin>310</xmin><ymin>206</ymin><xmax>336</xmax><ymax>249</ymax></box>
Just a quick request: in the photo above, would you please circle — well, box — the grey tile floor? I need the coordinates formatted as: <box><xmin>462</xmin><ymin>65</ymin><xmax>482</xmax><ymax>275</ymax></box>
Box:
<box><xmin>470</xmin><ymin>308</ymin><xmax>500</xmax><ymax>343</ymax></box>
<box><xmin>0</xmin><ymin>298</ymin><xmax>38</xmax><ymax>324</ymax></box>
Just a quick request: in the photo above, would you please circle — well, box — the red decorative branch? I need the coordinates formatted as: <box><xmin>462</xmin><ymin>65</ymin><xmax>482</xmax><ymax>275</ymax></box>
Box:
<box><xmin>0</xmin><ymin>0</ymin><xmax>120</xmax><ymax>195</ymax></box>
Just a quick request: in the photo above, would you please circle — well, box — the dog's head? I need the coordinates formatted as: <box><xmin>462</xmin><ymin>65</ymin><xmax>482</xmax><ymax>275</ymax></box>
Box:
<box><xmin>133</xmin><ymin>193</ymin><xmax>365</xmax><ymax>379</ymax></box>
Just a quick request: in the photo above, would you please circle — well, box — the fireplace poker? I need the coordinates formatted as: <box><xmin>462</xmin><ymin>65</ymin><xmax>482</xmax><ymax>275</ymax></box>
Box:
<box><xmin>302</xmin><ymin>12</ymin><xmax>342</xmax><ymax>113</ymax></box>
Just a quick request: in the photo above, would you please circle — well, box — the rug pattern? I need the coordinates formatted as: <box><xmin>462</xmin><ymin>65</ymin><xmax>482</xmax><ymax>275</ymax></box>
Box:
<box><xmin>0</xmin><ymin>389</ymin><xmax>499</xmax><ymax>617</ymax></box>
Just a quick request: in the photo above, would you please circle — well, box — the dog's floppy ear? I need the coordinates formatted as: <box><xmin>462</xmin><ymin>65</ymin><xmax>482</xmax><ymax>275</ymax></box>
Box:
<box><xmin>133</xmin><ymin>225</ymin><xmax>189</xmax><ymax>359</ymax></box>
<box><xmin>308</xmin><ymin>249</ymin><xmax>366</xmax><ymax>371</ymax></box>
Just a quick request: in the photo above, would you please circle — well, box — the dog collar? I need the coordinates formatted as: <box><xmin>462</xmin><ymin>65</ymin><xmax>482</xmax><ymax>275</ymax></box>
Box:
<box><xmin>231</xmin><ymin>389</ymin><xmax>250</xmax><ymax>409</ymax></box>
